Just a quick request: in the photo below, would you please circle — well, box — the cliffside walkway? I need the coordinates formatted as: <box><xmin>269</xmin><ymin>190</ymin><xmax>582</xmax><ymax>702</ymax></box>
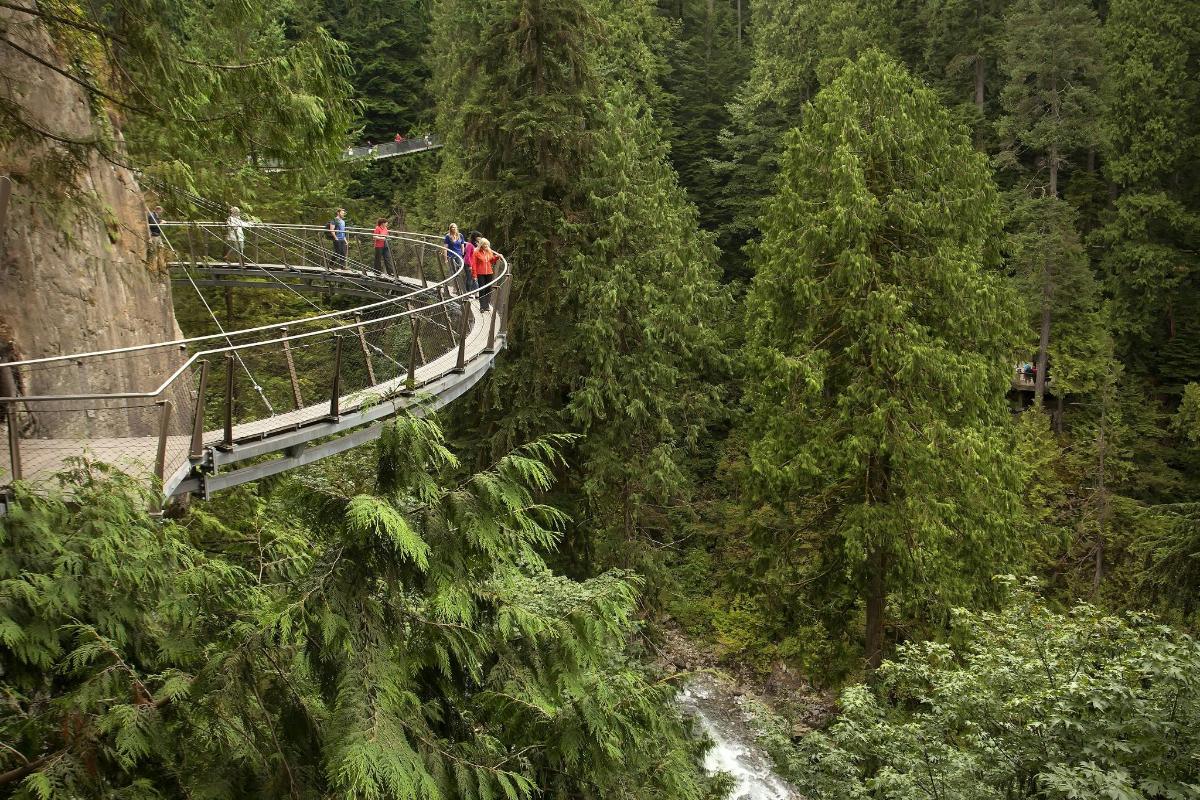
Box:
<box><xmin>0</xmin><ymin>221</ymin><xmax>509</xmax><ymax>505</ymax></box>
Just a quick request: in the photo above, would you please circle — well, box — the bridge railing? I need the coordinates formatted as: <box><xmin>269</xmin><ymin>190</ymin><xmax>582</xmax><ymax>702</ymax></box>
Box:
<box><xmin>345</xmin><ymin>135</ymin><xmax>441</xmax><ymax>160</ymax></box>
<box><xmin>0</xmin><ymin>223</ymin><xmax>510</xmax><ymax>495</ymax></box>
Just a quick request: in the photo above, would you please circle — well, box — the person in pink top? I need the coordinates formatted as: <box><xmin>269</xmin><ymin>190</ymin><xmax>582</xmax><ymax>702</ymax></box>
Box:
<box><xmin>463</xmin><ymin>230</ymin><xmax>479</xmax><ymax>291</ymax></box>
<box><xmin>372</xmin><ymin>217</ymin><xmax>394</xmax><ymax>276</ymax></box>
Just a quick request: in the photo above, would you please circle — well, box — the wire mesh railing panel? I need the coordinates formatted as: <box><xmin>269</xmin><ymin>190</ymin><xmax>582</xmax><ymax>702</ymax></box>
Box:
<box><xmin>0</xmin><ymin>400</ymin><xmax>191</xmax><ymax>488</ymax></box>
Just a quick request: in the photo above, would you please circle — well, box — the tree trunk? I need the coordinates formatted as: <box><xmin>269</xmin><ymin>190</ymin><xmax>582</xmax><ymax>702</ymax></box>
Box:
<box><xmin>736</xmin><ymin>0</ymin><xmax>743</xmax><ymax>46</ymax></box>
<box><xmin>974</xmin><ymin>54</ymin><xmax>985</xmax><ymax>114</ymax></box>
<box><xmin>706</xmin><ymin>0</ymin><xmax>715</xmax><ymax>62</ymax></box>
<box><xmin>1048</xmin><ymin>147</ymin><xmax>1058</xmax><ymax>198</ymax></box>
<box><xmin>865</xmin><ymin>545</ymin><xmax>887</xmax><ymax>670</ymax></box>
<box><xmin>1035</xmin><ymin>292</ymin><xmax>1051</xmax><ymax>407</ymax></box>
<box><xmin>1093</xmin><ymin>407</ymin><xmax>1109</xmax><ymax>596</ymax></box>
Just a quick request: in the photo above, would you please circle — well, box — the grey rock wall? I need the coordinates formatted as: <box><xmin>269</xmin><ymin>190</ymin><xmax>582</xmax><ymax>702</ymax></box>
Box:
<box><xmin>0</xmin><ymin>3</ymin><xmax>185</xmax><ymax>440</ymax></box>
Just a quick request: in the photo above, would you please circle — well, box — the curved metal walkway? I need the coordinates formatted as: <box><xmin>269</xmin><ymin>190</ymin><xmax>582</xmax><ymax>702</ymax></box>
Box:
<box><xmin>0</xmin><ymin>221</ymin><xmax>509</xmax><ymax>503</ymax></box>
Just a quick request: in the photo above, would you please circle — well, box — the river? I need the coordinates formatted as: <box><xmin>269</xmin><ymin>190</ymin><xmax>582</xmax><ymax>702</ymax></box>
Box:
<box><xmin>677</xmin><ymin>674</ymin><xmax>800</xmax><ymax>800</ymax></box>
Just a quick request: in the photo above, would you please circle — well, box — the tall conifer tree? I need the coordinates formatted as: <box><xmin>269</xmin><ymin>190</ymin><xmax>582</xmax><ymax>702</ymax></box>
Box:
<box><xmin>997</xmin><ymin>0</ymin><xmax>1104</xmax><ymax>406</ymax></box>
<box><xmin>714</xmin><ymin>0</ymin><xmax>898</xmax><ymax>281</ymax></box>
<box><xmin>741</xmin><ymin>51</ymin><xmax>1024</xmax><ymax>668</ymax></box>
<box><xmin>432</xmin><ymin>0</ymin><xmax>726</xmax><ymax>568</ymax></box>
<box><xmin>1094</xmin><ymin>0</ymin><xmax>1200</xmax><ymax>374</ymax></box>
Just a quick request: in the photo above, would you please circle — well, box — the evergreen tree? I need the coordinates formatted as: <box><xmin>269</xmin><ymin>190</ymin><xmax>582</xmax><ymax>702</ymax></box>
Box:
<box><xmin>741</xmin><ymin>50</ymin><xmax>1024</xmax><ymax>668</ymax></box>
<box><xmin>1094</xmin><ymin>0</ymin><xmax>1200</xmax><ymax>369</ymax></box>
<box><xmin>917</xmin><ymin>0</ymin><xmax>1009</xmax><ymax>142</ymax></box>
<box><xmin>329</xmin><ymin>0</ymin><xmax>440</xmax><ymax>223</ymax></box>
<box><xmin>714</xmin><ymin>0</ymin><xmax>898</xmax><ymax>281</ymax></box>
<box><xmin>432</xmin><ymin>0</ymin><xmax>727</xmax><ymax>570</ymax></box>
<box><xmin>996</xmin><ymin>0</ymin><xmax>1104</xmax><ymax>406</ymax></box>
<box><xmin>657</xmin><ymin>0</ymin><xmax>748</xmax><ymax>236</ymax></box>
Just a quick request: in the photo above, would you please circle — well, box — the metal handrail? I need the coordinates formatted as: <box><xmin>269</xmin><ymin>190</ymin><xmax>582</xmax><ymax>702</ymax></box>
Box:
<box><xmin>2</xmin><ymin>253</ymin><xmax>510</xmax><ymax>403</ymax></box>
<box><xmin>2</xmin><ymin>223</ymin><xmax>466</xmax><ymax>371</ymax></box>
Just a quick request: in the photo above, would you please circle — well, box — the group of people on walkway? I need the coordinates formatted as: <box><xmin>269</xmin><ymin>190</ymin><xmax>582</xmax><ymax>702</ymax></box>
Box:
<box><xmin>213</xmin><ymin>207</ymin><xmax>502</xmax><ymax>308</ymax></box>
<box><xmin>325</xmin><ymin>213</ymin><xmax>503</xmax><ymax>312</ymax></box>
<box><xmin>442</xmin><ymin>223</ymin><xmax>501</xmax><ymax>312</ymax></box>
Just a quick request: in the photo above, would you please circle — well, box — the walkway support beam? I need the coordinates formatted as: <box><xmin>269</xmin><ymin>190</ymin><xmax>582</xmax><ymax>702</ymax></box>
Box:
<box><xmin>281</xmin><ymin>327</ymin><xmax>303</xmax><ymax>410</ymax></box>
<box><xmin>355</xmin><ymin>315</ymin><xmax>376</xmax><ymax>386</ymax></box>
<box><xmin>190</xmin><ymin>359</ymin><xmax>209</xmax><ymax>458</ymax></box>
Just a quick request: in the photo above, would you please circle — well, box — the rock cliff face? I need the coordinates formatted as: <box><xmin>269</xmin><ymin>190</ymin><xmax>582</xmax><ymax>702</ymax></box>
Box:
<box><xmin>0</xmin><ymin>2</ymin><xmax>183</xmax><ymax>403</ymax></box>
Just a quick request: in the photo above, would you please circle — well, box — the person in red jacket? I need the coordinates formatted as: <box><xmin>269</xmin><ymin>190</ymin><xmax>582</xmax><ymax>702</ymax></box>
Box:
<box><xmin>471</xmin><ymin>237</ymin><xmax>501</xmax><ymax>312</ymax></box>
<box><xmin>372</xmin><ymin>217</ymin><xmax>394</xmax><ymax>276</ymax></box>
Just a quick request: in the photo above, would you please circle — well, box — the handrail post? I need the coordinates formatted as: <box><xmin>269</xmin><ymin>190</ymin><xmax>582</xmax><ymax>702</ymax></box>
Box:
<box><xmin>221</xmin><ymin>353</ymin><xmax>235</xmax><ymax>450</ymax></box>
<box><xmin>2</xmin><ymin>364</ymin><xmax>20</xmax><ymax>482</ymax></box>
<box><xmin>154</xmin><ymin>399</ymin><xmax>172</xmax><ymax>485</ymax></box>
<box><xmin>499</xmin><ymin>272</ymin><xmax>513</xmax><ymax>338</ymax></box>
<box><xmin>485</xmin><ymin>275</ymin><xmax>503</xmax><ymax>353</ymax></box>
<box><xmin>416</xmin><ymin>245</ymin><xmax>427</xmax><ymax>287</ymax></box>
<box><xmin>355</xmin><ymin>314</ymin><xmax>377</xmax><ymax>386</ymax></box>
<box><xmin>328</xmin><ymin>335</ymin><xmax>343</xmax><ymax>419</ymax></box>
<box><xmin>405</xmin><ymin>316</ymin><xmax>421</xmax><ymax>393</ymax></box>
<box><xmin>454</xmin><ymin>299</ymin><xmax>470</xmax><ymax>372</ymax></box>
<box><xmin>281</xmin><ymin>326</ymin><xmax>303</xmax><ymax>409</ymax></box>
<box><xmin>190</xmin><ymin>359</ymin><xmax>209</xmax><ymax>458</ymax></box>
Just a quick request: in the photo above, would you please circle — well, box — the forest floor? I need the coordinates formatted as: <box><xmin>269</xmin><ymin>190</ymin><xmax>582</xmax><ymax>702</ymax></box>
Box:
<box><xmin>649</xmin><ymin>624</ymin><xmax>839</xmax><ymax>739</ymax></box>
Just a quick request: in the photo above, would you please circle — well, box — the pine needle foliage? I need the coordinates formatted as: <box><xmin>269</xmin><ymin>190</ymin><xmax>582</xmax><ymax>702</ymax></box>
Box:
<box><xmin>740</xmin><ymin>50</ymin><xmax>1025</xmax><ymax>668</ymax></box>
<box><xmin>0</xmin><ymin>420</ymin><xmax>711</xmax><ymax>799</ymax></box>
<box><xmin>431</xmin><ymin>0</ymin><xmax>728</xmax><ymax>570</ymax></box>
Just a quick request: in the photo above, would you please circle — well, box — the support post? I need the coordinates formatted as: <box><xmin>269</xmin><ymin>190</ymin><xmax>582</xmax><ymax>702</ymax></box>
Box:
<box><xmin>281</xmin><ymin>327</ymin><xmax>303</xmax><ymax>409</ymax></box>
<box><xmin>221</xmin><ymin>353</ymin><xmax>235</xmax><ymax>450</ymax></box>
<box><xmin>405</xmin><ymin>317</ymin><xmax>421</xmax><ymax>392</ymax></box>
<box><xmin>454</xmin><ymin>300</ymin><xmax>470</xmax><ymax>372</ymax></box>
<box><xmin>499</xmin><ymin>273</ymin><xmax>513</xmax><ymax>337</ymax></box>
<box><xmin>416</xmin><ymin>246</ymin><xmax>427</xmax><ymax>287</ymax></box>
<box><xmin>1</xmin><ymin>365</ymin><xmax>20</xmax><ymax>482</ymax></box>
<box><xmin>328</xmin><ymin>335</ymin><xmax>343</xmax><ymax>419</ymax></box>
<box><xmin>355</xmin><ymin>314</ymin><xmax>377</xmax><ymax>385</ymax></box>
<box><xmin>190</xmin><ymin>359</ymin><xmax>209</xmax><ymax>458</ymax></box>
<box><xmin>154</xmin><ymin>399</ymin><xmax>173</xmax><ymax>485</ymax></box>
<box><xmin>485</xmin><ymin>298</ymin><xmax>499</xmax><ymax>353</ymax></box>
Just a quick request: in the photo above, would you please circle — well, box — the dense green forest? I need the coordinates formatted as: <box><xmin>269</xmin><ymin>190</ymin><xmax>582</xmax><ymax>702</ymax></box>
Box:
<box><xmin>3</xmin><ymin>0</ymin><xmax>1200</xmax><ymax>796</ymax></box>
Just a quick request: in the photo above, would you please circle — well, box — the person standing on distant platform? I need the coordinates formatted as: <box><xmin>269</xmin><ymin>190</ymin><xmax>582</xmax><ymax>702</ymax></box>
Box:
<box><xmin>328</xmin><ymin>207</ymin><xmax>348</xmax><ymax>269</ymax></box>
<box><xmin>225</xmin><ymin>206</ymin><xmax>249</xmax><ymax>265</ymax></box>
<box><xmin>373</xmin><ymin>217</ymin><xmax>394</xmax><ymax>276</ymax></box>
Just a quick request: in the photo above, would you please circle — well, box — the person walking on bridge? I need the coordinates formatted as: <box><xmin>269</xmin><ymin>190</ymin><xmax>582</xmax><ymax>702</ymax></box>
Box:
<box><xmin>464</xmin><ymin>231</ymin><xmax>480</xmax><ymax>292</ymax></box>
<box><xmin>373</xmin><ymin>217</ymin><xmax>394</xmax><ymax>277</ymax></box>
<box><xmin>472</xmin><ymin>237</ymin><xmax>501</xmax><ymax>312</ymax></box>
<box><xmin>328</xmin><ymin>208</ymin><xmax>348</xmax><ymax>269</ymax></box>
<box><xmin>443</xmin><ymin>223</ymin><xmax>469</xmax><ymax>290</ymax></box>
<box><xmin>225</xmin><ymin>206</ymin><xmax>250</xmax><ymax>265</ymax></box>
